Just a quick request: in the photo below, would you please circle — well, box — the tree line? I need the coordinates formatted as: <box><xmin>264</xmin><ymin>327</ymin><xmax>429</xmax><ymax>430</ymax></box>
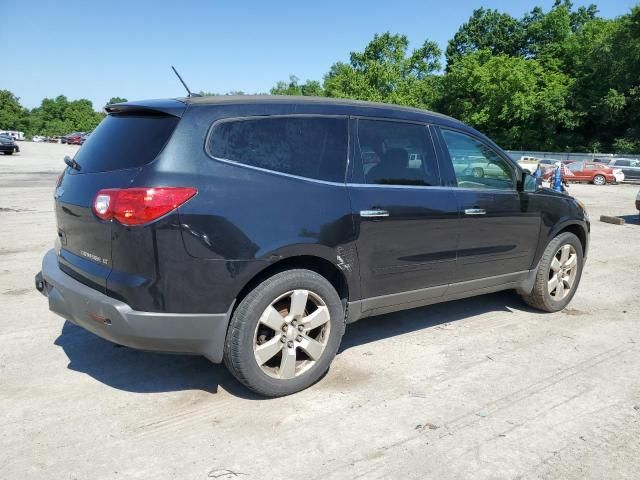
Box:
<box><xmin>0</xmin><ymin>93</ymin><xmax>127</xmax><ymax>137</ymax></box>
<box><xmin>1</xmin><ymin>1</ymin><xmax>638</xmax><ymax>153</ymax></box>
<box><xmin>270</xmin><ymin>1</ymin><xmax>640</xmax><ymax>153</ymax></box>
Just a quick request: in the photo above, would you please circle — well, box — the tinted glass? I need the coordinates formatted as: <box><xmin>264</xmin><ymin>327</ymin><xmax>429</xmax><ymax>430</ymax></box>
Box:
<box><xmin>74</xmin><ymin>114</ymin><xmax>179</xmax><ymax>173</ymax></box>
<box><xmin>209</xmin><ymin>117</ymin><xmax>348</xmax><ymax>182</ymax></box>
<box><xmin>356</xmin><ymin>119</ymin><xmax>439</xmax><ymax>186</ymax></box>
<box><xmin>441</xmin><ymin>129</ymin><xmax>514</xmax><ymax>190</ymax></box>
<box><xmin>615</xmin><ymin>160</ymin><xmax>630</xmax><ymax>166</ymax></box>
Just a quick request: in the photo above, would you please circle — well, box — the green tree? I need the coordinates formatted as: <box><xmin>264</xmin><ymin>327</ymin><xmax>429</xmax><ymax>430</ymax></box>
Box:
<box><xmin>439</xmin><ymin>50</ymin><xmax>575</xmax><ymax>150</ymax></box>
<box><xmin>445</xmin><ymin>8</ymin><xmax>525</xmax><ymax>68</ymax></box>
<box><xmin>270</xmin><ymin>75</ymin><xmax>324</xmax><ymax>96</ymax></box>
<box><xmin>323</xmin><ymin>32</ymin><xmax>442</xmax><ymax>108</ymax></box>
<box><xmin>107</xmin><ymin>96</ymin><xmax>128</xmax><ymax>105</ymax></box>
<box><xmin>0</xmin><ymin>90</ymin><xmax>30</xmax><ymax>133</ymax></box>
<box><xmin>30</xmin><ymin>95</ymin><xmax>103</xmax><ymax>136</ymax></box>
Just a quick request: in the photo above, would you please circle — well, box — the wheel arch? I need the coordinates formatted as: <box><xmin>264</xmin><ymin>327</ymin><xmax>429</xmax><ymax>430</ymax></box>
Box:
<box><xmin>550</xmin><ymin>221</ymin><xmax>588</xmax><ymax>258</ymax></box>
<box><xmin>233</xmin><ymin>254</ymin><xmax>352</xmax><ymax>316</ymax></box>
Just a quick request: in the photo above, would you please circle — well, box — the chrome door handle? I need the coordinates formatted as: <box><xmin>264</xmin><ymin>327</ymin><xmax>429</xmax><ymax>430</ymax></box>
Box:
<box><xmin>360</xmin><ymin>209</ymin><xmax>390</xmax><ymax>218</ymax></box>
<box><xmin>464</xmin><ymin>208</ymin><xmax>486</xmax><ymax>215</ymax></box>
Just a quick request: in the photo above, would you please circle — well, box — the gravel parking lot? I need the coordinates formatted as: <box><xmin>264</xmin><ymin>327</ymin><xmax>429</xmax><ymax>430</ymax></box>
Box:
<box><xmin>1</xmin><ymin>142</ymin><xmax>639</xmax><ymax>479</ymax></box>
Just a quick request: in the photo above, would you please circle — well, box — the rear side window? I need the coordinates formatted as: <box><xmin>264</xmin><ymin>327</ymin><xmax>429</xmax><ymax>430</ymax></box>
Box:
<box><xmin>74</xmin><ymin>114</ymin><xmax>179</xmax><ymax>173</ymax></box>
<box><xmin>208</xmin><ymin>116</ymin><xmax>348</xmax><ymax>182</ymax></box>
<box><xmin>356</xmin><ymin>119</ymin><xmax>440</xmax><ymax>186</ymax></box>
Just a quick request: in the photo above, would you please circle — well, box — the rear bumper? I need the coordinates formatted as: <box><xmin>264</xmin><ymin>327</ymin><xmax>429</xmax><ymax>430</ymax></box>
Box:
<box><xmin>0</xmin><ymin>145</ymin><xmax>18</xmax><ymax>152</ymax></box>
<box><xmin>36</xmin><ymin>249</ymin><xmax>231</xmax><ymax>363</ymax></box>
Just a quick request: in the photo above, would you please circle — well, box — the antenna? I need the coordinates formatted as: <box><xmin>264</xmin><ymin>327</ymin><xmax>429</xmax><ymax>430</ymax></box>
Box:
<box><xmin>171</xmin><ymin>66</ymin><xmax>201</xmax><ymax>97</ymax></box>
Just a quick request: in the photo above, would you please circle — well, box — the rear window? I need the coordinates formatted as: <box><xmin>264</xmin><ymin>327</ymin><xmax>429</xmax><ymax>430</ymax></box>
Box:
<box><xmin>207</xmin><ymin>116</ymin><xmax>348</xmax><ymax>182</ymax></box>
<box><xmin>73</xmin><ymin>114</ymin><xmax>179</xmax><ymax>173</ymax></box>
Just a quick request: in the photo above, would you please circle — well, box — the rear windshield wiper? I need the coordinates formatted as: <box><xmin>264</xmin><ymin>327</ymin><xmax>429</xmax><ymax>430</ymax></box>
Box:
<box><xmin>64</xmin><ymin>155</ymin><xmax>81</xmax><ymax>171</ymax></box>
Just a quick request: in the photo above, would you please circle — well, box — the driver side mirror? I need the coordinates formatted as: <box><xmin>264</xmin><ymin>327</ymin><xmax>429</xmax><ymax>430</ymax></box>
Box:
<box><xmin>519</xmin><ymin>171</ymin><xmax>539</xmax><ymax>192</ymax></box>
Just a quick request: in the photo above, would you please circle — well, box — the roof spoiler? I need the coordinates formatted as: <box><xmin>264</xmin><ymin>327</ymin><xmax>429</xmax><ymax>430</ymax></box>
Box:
<box><xmin>104</xmin><ymin>98</ymin><xmax>187</xmax><ymax>117</ymax></box>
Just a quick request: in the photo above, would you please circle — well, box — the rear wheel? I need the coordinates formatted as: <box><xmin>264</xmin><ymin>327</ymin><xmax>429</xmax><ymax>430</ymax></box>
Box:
<box><xmin>593</xmin><ymin>174</ymin><xmax>606</xmax><ymax>185</ymax></box>
<box><xmin>224</xmin><ymin>269</ymin><xmax>345</xmax><ymax>397</ymax></box>
<box><xmin>521</xmin><ymin>232</ymin><xmax>583</xmax><ymax>312</ymax></box>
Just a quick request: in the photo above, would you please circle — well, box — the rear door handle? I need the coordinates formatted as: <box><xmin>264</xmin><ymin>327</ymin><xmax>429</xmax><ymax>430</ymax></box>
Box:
<box><xmin>360</xmin><ymin>209</ymin><xmax>390</xmax><ymax>218</ymax></box>
<box><xmin>464</xmin><ymin>208</ymin><xmax>486</xmax><ymax>216</ymax></box>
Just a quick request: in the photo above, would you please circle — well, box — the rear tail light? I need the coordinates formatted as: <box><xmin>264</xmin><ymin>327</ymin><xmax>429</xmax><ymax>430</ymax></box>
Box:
<box><xmin>93</xmin><ymin>187</ymin><xmax>197</xmax><ymax>226</ymax></box>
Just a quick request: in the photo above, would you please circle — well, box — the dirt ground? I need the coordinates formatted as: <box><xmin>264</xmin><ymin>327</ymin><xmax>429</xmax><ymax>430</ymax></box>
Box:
<box><xmin>1</xmin><ymin>142</ymin><xmax>639</xmax><ymax>480</ymax></box>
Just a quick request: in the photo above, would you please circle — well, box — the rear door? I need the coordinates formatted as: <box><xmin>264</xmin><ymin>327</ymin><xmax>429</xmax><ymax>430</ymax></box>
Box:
<box><xmin>55</xmin><ymin>111</ymin><xmax>181</xmax><ymax>290</ymax></box>
<box><xmin>348</xmin><ymin>118</ymin><xmax>458</xmax><ymax>302</ymax></box>
<box><xmin>435</xmin><ymin>127</ymin><xmax>541</xmax><ymax>283</ymax></box>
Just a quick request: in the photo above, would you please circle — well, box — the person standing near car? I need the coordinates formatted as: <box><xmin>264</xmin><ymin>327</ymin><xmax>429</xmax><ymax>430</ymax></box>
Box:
<box><xmin>553</xmin><ymin>162</ymin><xmax>570</xmax><ymax>192</ymax></box>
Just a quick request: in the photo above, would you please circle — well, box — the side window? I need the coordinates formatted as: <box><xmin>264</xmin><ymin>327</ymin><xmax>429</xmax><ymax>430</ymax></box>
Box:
<box><xmin>356</xmin><ymin>119</ymin><xmax>439</xmax><ymax>186</ymax></box>
<box><xmin>441</xmin><ymin>129</ymin><xmax>515</xmax><ymax>190</ymax></box>
<box><xmin>615</xmin><ymin>160</ymin><xmax>630</xmax><ymax>167</ymax></box>
<box><xmin>208</xmin><ymin>116</ymin><xmax>348</xmax><ymax>182</ymax></box>
<box><xmin>567</xmin><ymin>162</ymin><xmax>583</xmax><ymax>172</ymax></box>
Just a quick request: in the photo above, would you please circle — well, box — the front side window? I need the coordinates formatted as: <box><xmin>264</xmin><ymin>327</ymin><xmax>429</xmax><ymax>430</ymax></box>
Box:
<box><xmin>356</xmin><ymin>119</ymin><xmax>439</xmax><ymax>186</ymax></box>
<box><xmin>208</xmin><ymin>116</ymin><xmax>348</xmax><ymax>182</ymax></box>
<box><xmin>441</xmin><ymin>129</ymin><xmax>515</xmax><ymax>190</ymax></box>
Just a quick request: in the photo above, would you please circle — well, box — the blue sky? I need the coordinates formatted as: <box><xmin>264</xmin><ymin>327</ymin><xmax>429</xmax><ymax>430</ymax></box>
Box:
<box><xmin>3</xmin><ymin>0</ymin><xmax>637</xmax><ymax>109</ymax></box>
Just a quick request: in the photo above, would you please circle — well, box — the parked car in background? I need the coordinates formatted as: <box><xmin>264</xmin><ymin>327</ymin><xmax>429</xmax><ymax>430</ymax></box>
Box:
<box><xmin>65</xmin><ymin>132</ymin><xmax>86</xmax><ymax>145</ymax></box>
<box><xmin>451</xmin><ymin>155</ymin><xmax>513</xmax><ymax>179</ymax></box>
<box><xmin>0</xmin><ymin>134</ymin><xmax>20</xmax><ymax>155</ymax></box>
<box><xmin>36</xmin><ymin>96</ymin><xmax>590</xmax><ymax>396</ymax></box>
<box><xmin>79</xmin><ymin>132</ymin><xmax>91</xmax><ymax>145</ymax></box>
<box><xmin>32</xmin><ymin>135</ymin><xmax>46</xmax><ymax>142</ymax></box>
<box><xmin>544</xmin><ymin>161</ymin><xmax>623</xmax><ymax>185</ymax></box>
<box><xmin>0</xmin><ymin>130</ymin><xmax>24</xmax><ymax>141</ymax></box>
<box><xmin>518</xmin><ymin>156</ymin><xmax>540</xmax><ymax>173</ymax></box>
<box><xmin>605</xmin><ymin>158</ymin><xmax>640</xmax><ymax>182</ymax></box>
<box><xmin>47</xmin><ymin>136</ymin><xmax>63</xmax><ymax>143</ymax></box>
<box><xmin>593</xmin><ymin>158</ymin><xmax>611</xmax><ymax>165</ymax></box>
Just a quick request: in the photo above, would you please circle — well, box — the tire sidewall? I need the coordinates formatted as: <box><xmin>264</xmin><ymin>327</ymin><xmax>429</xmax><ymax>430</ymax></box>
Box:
<box><xmin>540</xmin><ymin>233</ymin><xmax>584</xmax><ymax>311</ymax></box>
<box><xmin>225</xmin><ymin>270</ymin><xmax>345</xmax><ymax>396</ymax></box>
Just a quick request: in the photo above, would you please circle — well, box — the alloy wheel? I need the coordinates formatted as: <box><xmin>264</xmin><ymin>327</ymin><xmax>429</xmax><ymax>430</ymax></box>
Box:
<box><xmin>253</xmin><ymin>289</ymin><xmax>331</xmax><ymax>380</ymax></box>
<box><xmin>548</xmin><ymin>244</ymin><xmax>578</xmax><ymax>300</ymax></box>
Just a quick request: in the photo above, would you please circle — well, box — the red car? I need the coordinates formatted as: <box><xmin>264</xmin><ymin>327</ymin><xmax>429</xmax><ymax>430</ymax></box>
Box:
<box><xmin>65</xmin><ymin>132</ymin><xmax>86</xmax><ymax>145</ymax></box>
<box><xmin>543</xmin><ymin>161</ymin><xmax>624</xmax><ymax>185</ymax></box>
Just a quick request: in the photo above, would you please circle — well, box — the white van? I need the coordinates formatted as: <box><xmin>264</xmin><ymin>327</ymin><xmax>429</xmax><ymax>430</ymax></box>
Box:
<box><xmin>0</xmin><ymin>131</ymin><xmax>25</xmax><ymax>141</ymax></box>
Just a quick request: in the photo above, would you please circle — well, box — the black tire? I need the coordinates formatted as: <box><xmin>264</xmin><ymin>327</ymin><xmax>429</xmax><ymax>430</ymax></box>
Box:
<box><xmin>3</xmin><ymin>151</ymin><xmax>12</xmax><ymax>155</ymax></box>
<box><xmin>224</xmin><ymin>269</ymin><xmax>345</xmax><ymax>397</ymax></box>
<box><xmin>520</xmin><ymin>232</ymin><xmax>584</xmax><ymax>312</ymax></box>
<box><xmin>593</xmin><ymin>174</ymin><xmax>606</xmax><ymax>185</ymax></box>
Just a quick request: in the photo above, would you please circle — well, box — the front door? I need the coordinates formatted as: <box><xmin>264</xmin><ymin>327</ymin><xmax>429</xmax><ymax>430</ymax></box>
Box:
<box><xmin>436</xmin><ymin>128</ymin><xmax>541</xmax><ymax>283</ymax></box>
<box><xmin>348</xmin><ymin>118</ymin><xmax>458</xmax><ymax>301</ymax></box>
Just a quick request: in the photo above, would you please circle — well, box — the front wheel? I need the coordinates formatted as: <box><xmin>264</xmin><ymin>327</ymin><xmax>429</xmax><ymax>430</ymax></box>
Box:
<box><xmin>224</xmin><ymin>269</ymin><xmax>345</xmax><ymax>397</ymax></box>
<box><xmin>520</xmin><ymin>232</ymin><xmax>584</xmax><ymax>312</ymax></box>
<box><xmin>593</xmin><ymin>174</ymin><xmax>606</xmax><ymax>185</ymax></box>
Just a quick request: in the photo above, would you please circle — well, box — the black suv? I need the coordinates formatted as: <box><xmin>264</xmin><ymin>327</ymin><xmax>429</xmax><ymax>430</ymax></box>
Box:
<box><xmin>36</xmin><ymin>96</ymin><xmax>589</xmax><ymax>396</ymax></box>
